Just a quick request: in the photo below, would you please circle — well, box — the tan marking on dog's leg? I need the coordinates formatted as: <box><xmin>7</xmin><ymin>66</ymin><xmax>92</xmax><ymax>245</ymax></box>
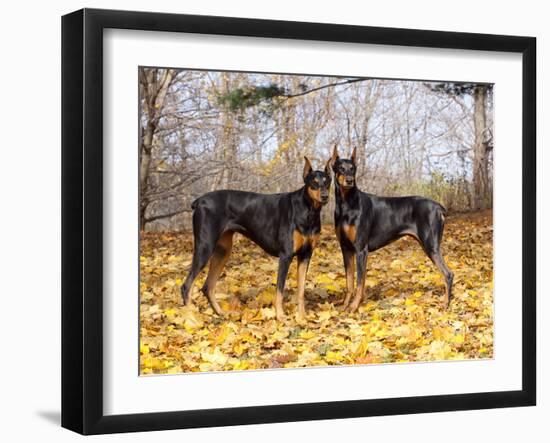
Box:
<box><xmin>348</xmin><ymin>275</ymin><xmax>366</xmax><ymax>313</ymax></box>
<box><xmin>203</xmin><ymin>231</ymin><xmax>233</xmax><ymax>316</ymax></box>
<box><xmin>342</xmin><ymin>252</ymin><xmax>355</xmax><ymax>309</ymax></box>
<box><xmin>296</xmin><ymin>257</ymin><xmax>309</xmax><ymax>322</ymax></box>
<box><xmin>348</xmin><ymin>252</ymin><xmax>367</xmax><ymax>313</ymax></box>
<box><xmin>274</xmin><ymin>288</ymin><xmax>285</xmax><ymax>322</ymax></box>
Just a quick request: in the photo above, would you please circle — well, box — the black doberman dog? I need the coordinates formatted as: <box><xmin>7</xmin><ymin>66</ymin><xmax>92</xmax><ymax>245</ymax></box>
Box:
<box><xmin>181</xmin><ymin>157</ymin><xmax>332</xmax><ymax>322</ymax></box>
<box><xmin>330</xmin><ymin>146</ymin><xmax>453</xmax><ymax>313</ymax></box>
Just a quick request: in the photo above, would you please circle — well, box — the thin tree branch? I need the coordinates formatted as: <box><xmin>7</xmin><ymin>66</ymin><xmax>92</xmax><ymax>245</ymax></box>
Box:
<box><xmin>282</xmin><ymin>78</ymin><xmax>369</xmax><ymax>100</ymax></box>
<box><xmin>145</xmin><ymin>208</ymin><xmax>192</xmax><ymax>223</ymax></box>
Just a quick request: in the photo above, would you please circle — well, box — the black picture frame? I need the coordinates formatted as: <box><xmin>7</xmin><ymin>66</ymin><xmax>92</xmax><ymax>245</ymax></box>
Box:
<box><xmin>62</xmin><ymin>8</ymin><xmax>536</xmax><ymax>435</ymax></box>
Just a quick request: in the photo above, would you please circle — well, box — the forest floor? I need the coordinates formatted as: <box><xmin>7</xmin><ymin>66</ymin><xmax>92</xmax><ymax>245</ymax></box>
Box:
<box><xmin>139</xmin><ymin>210</ymin><xmax>493</xmax><ymax>374</ymax></box>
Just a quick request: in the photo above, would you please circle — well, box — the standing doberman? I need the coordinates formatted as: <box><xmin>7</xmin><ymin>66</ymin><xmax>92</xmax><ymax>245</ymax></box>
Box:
<box><xmin>330</xmin><ymin>146</ymin><xmax>453</xmax><ymax>313</ymax></box>
<box><xmin>181</xmin><ymin>157</ymin><xmax>332</xmax><ymax>322</ymax></box>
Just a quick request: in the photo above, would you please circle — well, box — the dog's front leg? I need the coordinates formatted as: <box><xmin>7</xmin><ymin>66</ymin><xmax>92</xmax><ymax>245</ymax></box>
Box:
<box><xmin>341</xmin><ymin>248</ymin><xmax>356</xmax><ymax>310</ymax></box>
<box><xmin>296</xmin><ymin>252</ymin><xmax>312</xmax><ymax>323</ymax></box>
<box><xmin>348</xmin><ymin>248</ymin><xmax>368</xmax><ymax>313</ymax></box>
<box><xmin>275</xmin><ymin>256</ymin><xmax>292</xmax><ymax>322</ymax></box>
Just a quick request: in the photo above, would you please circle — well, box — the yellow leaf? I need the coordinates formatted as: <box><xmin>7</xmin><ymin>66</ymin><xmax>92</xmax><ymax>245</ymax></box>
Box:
<box><xmin>260</xmin><ymin>307</ymin><xmax>276</xmax><ymax>320</ymax></box>
<box><xmin>428</xmin><ymin>340</ymin><xmax>453</xmax><ymax>360</ymax></box>
<box><xmin>452</xmin><ymin>333</ymin><xmax>465</xmax><ymax>344</ymax></box>
<box><xmin>233</xmin><ymin>342</ymin><xmax>248</xmax><ymax>356</ymax></box>
<box><xmin>390</xmin><ymin>259</ymin><xmax>403</xmax><ymax>269</ymax></box>
<box><xmin>352</xmin><ymin>338</ymin><xmax>369</xmax><ymax>358</ymax></box>
<box><xmin>164</xmin><ymin>308</ymin><xmax>177</xmax><ymax>317</ymax></box>
<box><xmin>299</xmin><ymin>330</ymin><xmax>316</xmax><ymax>340</ymax></box>
<box><xmin>258</xmin><ymin>288</ymin><xmax>275</xmax><ymax>305</ymax></box>
<box><xmin>325</xmin><ymin>351</ymin><xmax>345</xmax><ymax>363</ymax></box>
<box><xmin>201</xmin><ymin>348</ymin><xmax>229</xmax><ymax>367</ymax></box>
<box><xmin>232</xmin><ymin>360</ymin><xmax>250</xmax><ymax>371</ymax></box>
<box><xmin>140</xmin><ymin>343</ymin><xmax>150</xmax><ymax>355</ymax></box>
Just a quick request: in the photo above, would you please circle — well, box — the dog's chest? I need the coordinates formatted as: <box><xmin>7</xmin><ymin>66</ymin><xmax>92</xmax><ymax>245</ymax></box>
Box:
<box><xmin>293</xmin><ymin>228</ymin><xmax>320</xmax><ymax>253</ymax></box>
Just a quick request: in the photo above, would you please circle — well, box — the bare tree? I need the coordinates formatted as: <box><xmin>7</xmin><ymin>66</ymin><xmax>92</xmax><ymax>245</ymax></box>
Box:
<box><xmin>139</xmin><ymin>67</ymin><xmax>177</xmax><ymax>228</ymax></box>
<box><xmin>472</xmin><ymin>85</ymin><xmax>492</xmax><ymax>209</ymax></box>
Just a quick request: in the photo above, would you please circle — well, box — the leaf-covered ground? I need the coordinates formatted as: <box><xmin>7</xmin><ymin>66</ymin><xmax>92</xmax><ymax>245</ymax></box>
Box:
<box><xmin>140</xmin><ymin>210</ymin><xmax>493</xmax><ymax>374</ymax></box>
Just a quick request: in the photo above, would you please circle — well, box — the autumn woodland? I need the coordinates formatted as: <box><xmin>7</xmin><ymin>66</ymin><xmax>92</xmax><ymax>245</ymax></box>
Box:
<box><xmin>139</xmin><ymin>68</ymin><xmax>494</xmax><ymax>374</ymax></box>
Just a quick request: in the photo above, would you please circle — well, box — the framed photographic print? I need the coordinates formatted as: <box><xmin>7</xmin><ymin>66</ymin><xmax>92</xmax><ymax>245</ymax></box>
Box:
<box><xmin>61</xmin><ymin>8</ymin><xmax>536</xmax><ymax>435</ymax></box>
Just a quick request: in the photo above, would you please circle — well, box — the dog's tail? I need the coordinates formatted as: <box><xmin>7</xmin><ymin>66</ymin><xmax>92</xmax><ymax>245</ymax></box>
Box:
<box><xmin>435</xmin><ymin>203</ymin><xmax>447</xmax><ymax>244</ymax></box>
<box><xmin>191</xmin><ymin>197</ymin><xmax>201</xmax><ymax>211</ymax></box>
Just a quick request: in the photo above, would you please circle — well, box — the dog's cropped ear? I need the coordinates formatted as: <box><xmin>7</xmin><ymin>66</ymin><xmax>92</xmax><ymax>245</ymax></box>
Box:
<box><xmin>325</xmin><ymin>150</ymin><xmax>336</xmax><ymax>176</ymax></box>
<box><xmin>325</xmin><ymin>157</ymin><xmax>332</xmax><ymax>177</ymax></box>
<box><xmin>303</xmin><ymin>156</ymin><xmax>313</xmax><ymax>181</ymax></box>
<box><xmin>351</xmin><ymin>146</ymin><xmax>357</xmax><ymax>166</ymax></box>
<box><xmin>329</xmin><ymin>144</ymin><xmax>339</xmax><ymax>172</ymax></box>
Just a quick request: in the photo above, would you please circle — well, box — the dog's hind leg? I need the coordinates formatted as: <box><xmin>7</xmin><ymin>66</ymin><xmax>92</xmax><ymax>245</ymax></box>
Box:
<box><xmin>180</xmin><ymin>208</ymin><xmax>219</xmax><ymax>307</ymax></box>
<box><xmin>201</xmin><ymin>231</ymin><xmax>234</xmax><ymax>316</ymax></box>
<box><xmin>418</xmin><ymin>210</ymin><xmax>454</xmax><ymax>308</ymax></box>
<box><xmin>181</xmin><ymin>240</ymin><xmax>215</xmax><ymax>307</ymax></box>
<box><xmin>429</xmin><ymin>248</ymin><xmax>454</xmax><ymax>308</ymax></box>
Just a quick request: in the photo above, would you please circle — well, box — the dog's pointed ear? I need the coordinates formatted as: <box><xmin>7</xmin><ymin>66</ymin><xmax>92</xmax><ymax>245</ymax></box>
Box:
<box><xmin>325</xmin><ymin>157</ymin><xmax>332</xmax><ymax>176</ymax></box>
<box><xmin>325</xmin><ymin>148</ymin><xmax>336</xmax><ymax>176</ymax></box>
<box><xmin>329</xmin><ymin>144</ymin><xmax>339</xmax><ymax>172</ymax></box>
<box><xmin>303</xmin><ymin>156</ymin><xmax>313</xmax><ymax>181</ymax></box>
<box><xmin>351</xmin><ymin>146</ymin><xmax>357</xmax><ymax>166</ymax></box>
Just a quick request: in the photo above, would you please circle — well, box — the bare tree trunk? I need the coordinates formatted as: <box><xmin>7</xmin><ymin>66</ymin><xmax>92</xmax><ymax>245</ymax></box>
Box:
<box><xmin>358</xmin><ymin>80</ymin><xmax>379</xmax><ymax>172</ymax></box>
<box><xmin>473</xmin><ymin>86</ymin><xmax>488</xmax><ymax>210</ymax></box>
<box><xmin>139</xmin><ymin>68</ymin><xmax>176</xmax><ymax>229</ymax></box>
<box><xmin>214</xmin><ymin>72</ymin><xmax>239</xmax><ymax>190</ymax></box>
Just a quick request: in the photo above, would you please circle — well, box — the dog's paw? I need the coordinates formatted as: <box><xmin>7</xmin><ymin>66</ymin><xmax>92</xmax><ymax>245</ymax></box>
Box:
<box><xmin>295</xmin><ymin>312</ymin><xmax>308</xmax><ymax>326</ymax></box>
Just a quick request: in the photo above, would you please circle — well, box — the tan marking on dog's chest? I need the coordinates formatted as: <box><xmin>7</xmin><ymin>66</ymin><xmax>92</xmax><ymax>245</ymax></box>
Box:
<box><xmin>293</xmin><ymin>230</ymin><xmax>320</xmax><ymax>253</ymax></box>
<box><xmin>341</xmin><ymin>224</ymin><xmax>357</xmax><ymax>243</ymax></box>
